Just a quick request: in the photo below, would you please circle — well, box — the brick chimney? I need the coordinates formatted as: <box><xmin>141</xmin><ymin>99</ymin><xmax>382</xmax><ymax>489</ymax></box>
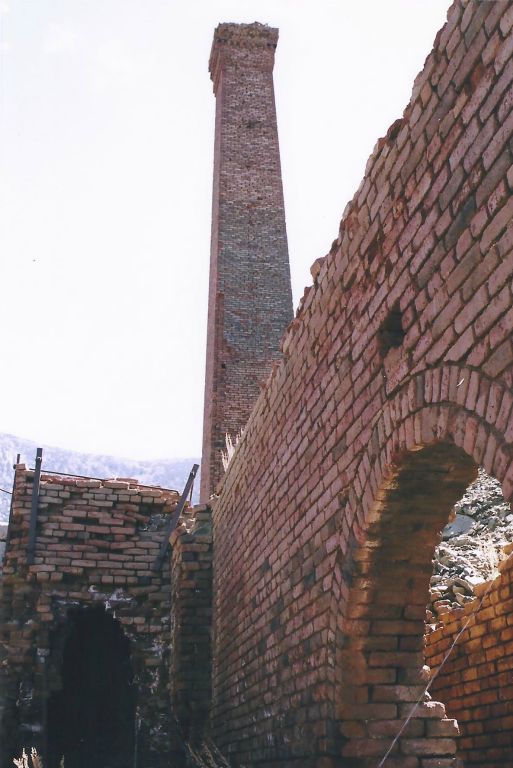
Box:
<box><xmin>201</xmin><ymin>23</ymin><xmax>293</xmax><ymax>502</ymax></box>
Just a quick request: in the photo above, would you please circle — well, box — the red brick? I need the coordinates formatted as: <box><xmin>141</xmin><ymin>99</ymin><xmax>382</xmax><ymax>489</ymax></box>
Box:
<box><xmin>483</xmin><ymin>340</ymin><xmax>513</xmax><ymax>377</ymax></box>
<box><xmin>482</xmin><ymin>109</ymin><xmax>513</xmax><ymax>172</ymax></box>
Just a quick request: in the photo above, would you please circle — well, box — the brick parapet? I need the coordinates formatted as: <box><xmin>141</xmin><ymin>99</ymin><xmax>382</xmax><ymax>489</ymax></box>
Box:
<box><xmin>210</xmin><ymin>1</ymin><xmax>513</xmax><ymax>764</ymax></box>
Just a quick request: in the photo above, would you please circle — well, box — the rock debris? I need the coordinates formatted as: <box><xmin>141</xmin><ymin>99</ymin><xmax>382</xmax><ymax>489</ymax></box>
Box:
<box><xmin>428</xmin><ymin>468</ymin><xmax>511</xmax><ymax>624</ymax></box>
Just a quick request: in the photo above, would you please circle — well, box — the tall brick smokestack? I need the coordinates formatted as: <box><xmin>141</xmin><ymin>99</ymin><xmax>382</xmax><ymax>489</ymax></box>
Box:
<box><xmin>201</xmin><ymin>23</ymin><xmax>293</xmax><ymax>502</ymax></box>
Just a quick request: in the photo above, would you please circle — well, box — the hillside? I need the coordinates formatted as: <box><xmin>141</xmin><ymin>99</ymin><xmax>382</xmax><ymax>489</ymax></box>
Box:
<box><xmin>0</xmin><ymin>432</ymin><xmax>200</xmax><ymax>522</ymax></box>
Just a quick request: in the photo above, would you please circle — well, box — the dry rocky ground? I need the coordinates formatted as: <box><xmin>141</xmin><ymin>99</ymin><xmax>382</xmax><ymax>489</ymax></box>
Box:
<box><xmin>428</xmin><ymin>468</ymin><xmax>512</xmax><ymax>623</ymax></box>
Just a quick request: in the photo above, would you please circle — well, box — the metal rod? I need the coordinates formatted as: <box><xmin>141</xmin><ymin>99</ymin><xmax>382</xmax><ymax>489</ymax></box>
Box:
<box><xmin>5</xmin><ymin>456</ymin><xmax>21</xmax><ymax>552</ymax></box>
<box><xmin>27</xmin><ymin>448</ymin><xmax>43</xmax><ymax>565</ymax></box>
<box><xmin>152</xmin><ymin>463</ymin><xmax>199</xmax><ymax>572</ymax></box>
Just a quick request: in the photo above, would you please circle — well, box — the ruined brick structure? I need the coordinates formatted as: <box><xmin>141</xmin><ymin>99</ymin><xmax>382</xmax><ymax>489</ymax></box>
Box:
<box><xmin>2</xmin><ymin>2</ymin><xmax>513</xmax><ymax>767</ymax></box>
<box><xmin>0</xmin><ymin>465</ymin><xmax>188</xmax><ymax>767</ymax></box>
<box><xmin>208</xmin><ymin>2</ymin><xmax>513</xmax><ymax>766</ymax></box>
<box><xmin>201</xmin><ymin>23</ymin><xmax>293</xmax><ymax>502</ymax></box>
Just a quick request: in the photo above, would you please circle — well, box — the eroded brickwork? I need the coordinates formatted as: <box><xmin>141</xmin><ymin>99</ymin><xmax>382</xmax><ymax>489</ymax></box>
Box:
<box><xmin>0</xmin><ymin>466</ymin><xmax>182</xmax><ymax>767</ymax></box>
<box><xmin>210</xmin><ymin>2</ymin><xmax>513</xmax><ymax>765</ymax></box>
<box><xmin>170</xmin><ymin>505</ymin><xmax>213</xmax><ymax>747</ymax></box>
<box><xmin>201</xmin><ymin>23</ymin><xmax>293</xmax><ymax>502</ymax></box>
<box><xmin>425</xmin><ymin>545</ymin><xmax>513</xmax><ymax>767</ymax></box>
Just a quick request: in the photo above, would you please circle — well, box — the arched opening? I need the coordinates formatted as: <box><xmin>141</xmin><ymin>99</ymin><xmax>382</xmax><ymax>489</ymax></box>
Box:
<box><xmin>338</xmin><ymin>442</ymin><xmax>477</xmax><ymax>766</ymax></box>
<box><xmin>425</xmin><ymin>466</ymin><xmax>513</xmax><ymax>767</ymax></box>
<box><xmin>47</xmin><ymin>606</ymin><xmax>136</xmax><ymax>768</ymax></box>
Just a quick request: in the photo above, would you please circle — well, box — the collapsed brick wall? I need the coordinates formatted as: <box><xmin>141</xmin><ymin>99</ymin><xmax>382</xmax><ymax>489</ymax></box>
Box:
<box><xmin>0</xmin><ymin>466</ymin><xmax>182</xmax><ymax>767</ymax></box>
<box><xmin>425</xmin><ymin>546</ymin><xmax>513</xmax><ymax>767</ymax></box>
<box><xmin>210</xmin><ymin>2</ymin><xmax>513</xmax><ymax>766</ymax></box>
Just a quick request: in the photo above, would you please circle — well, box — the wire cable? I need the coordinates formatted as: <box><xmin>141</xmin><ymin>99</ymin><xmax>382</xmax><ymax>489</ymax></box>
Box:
<box><xmin>377</xmin><ymin>575</ymin><xmax>497</xmax><ymax>767</ymax></box>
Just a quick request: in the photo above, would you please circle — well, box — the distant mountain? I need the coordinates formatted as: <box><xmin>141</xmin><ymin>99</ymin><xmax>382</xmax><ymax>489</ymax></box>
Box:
<box><xmin>0</xmin><ymin>432</ymin><xmax>200</xmax><ymax>522</ymax></box>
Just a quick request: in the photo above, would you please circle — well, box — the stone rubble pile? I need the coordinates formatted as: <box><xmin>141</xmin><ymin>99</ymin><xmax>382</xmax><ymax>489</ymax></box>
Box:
<box><xmin>428</xmin><ymin>468</ymin><xmax>512</xmax><ymax>624</ymax></box>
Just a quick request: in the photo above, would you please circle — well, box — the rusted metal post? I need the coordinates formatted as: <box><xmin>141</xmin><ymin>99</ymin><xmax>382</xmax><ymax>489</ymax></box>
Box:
<box><xmin>151</xmin><ymin>463</ymin><xmax>199</xmax><ymax>571</ymax></box>
<box><xmin>27</xmin><ymin>447</ymin><xmax>43</xmax><ymax>565</ymax></box>
<box><xmin>4</xmin><ymin>454</ymin><xmax>20</xmax><ymax>552</ymax></box>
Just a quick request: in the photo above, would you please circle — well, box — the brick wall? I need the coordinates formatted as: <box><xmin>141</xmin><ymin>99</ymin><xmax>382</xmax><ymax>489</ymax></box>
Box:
<box><xmin>201</xmin><ymin>23</ymin><xmax>293</xmax><ymax>502</ymax></box>
<box><xmin>425</xmin><ymin>545</ymin><xmax>513</xmax><ymax>767</ymax></box>
<box><xmin>170</xmin><ymin>505</ymin><xmax>213</xmax><ymax>747</ymax></box>
<box><xmin>0</xmin><ymin>465</ymin><xmax>183</xmax><ymax>766</ymax></box>
<box><xmin>210</xmin><ymin>2</ymin><xmax>513</xmax><ymax>766</ymax></box>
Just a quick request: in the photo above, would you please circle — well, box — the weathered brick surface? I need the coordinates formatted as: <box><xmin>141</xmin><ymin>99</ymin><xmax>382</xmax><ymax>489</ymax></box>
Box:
<box><xmin>209</xmin><ymin>2</ymin><xmax>513</xmax><ymax>765</ymax></box>
<box><xmin>201</xmin><ymin>23</ymin><xmax>293</xmax><ymax>502</ymax></box>
<box><xmin>170</xmin><ymin>505</ymin><xmax>213</xmax><ymax>747</ymax></box>
<box><xmin>0</xmin><ymin>466</ymin><xmax>183</xmax><ymax>766</ymax></box>
<box><xmin>425</xmin><ymin>551</ymin><xmax>513</xmax><ymax>767</ymax></box>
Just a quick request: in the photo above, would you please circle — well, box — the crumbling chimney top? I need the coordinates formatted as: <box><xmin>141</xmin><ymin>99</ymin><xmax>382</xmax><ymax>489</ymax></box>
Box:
<box><xmin>209</xmin><ymin>22</ymin><xmax>279</xmax><ymax>92</ymax></box>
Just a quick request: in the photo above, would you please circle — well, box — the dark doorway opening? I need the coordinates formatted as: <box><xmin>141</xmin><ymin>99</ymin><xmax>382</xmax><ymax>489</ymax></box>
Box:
<box><xmin>47</xmin><ymin>607</ymin><xmax>136</xmax><ymax>768</ymax></box>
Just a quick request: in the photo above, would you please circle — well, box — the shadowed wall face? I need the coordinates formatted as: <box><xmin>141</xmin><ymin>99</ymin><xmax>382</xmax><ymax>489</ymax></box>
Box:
<box><xmin>47</xmin><ymin>608</ymin><xmax>135</xmax><ymax>768</ymax></box>
<box><xmin>201</xmin><ymin>22</ymin><xmax>293</xmax><ymax>502</ymax></box>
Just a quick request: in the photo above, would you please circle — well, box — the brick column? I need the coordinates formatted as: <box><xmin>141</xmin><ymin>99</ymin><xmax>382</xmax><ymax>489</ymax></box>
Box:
<box><xmin>170</xmin><ymin>506</ymin><xmax>213</xmax><ymax>746</ymax></box>
<box><xmin>201</xmin><ymin>23</ymin><xmax>293</xmax><ymax>502</ymax></box>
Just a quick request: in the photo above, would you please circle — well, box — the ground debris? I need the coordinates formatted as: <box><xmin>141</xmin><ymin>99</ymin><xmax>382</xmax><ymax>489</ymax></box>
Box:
<box><xmin>427</xmin><ymin>468</ymin><xmax>511</xmax><ymax>625</ymax></box>
<box><xmin>186</xmin><ymin>740</ymin><xmax>231</xmax><ymax>768</ymax></box>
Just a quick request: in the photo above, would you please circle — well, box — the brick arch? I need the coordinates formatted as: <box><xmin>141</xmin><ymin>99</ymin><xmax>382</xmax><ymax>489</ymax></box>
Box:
<box><xmin>45</xmin><ymin>600</ymin><xmax>140</xmax><ymax>701</ymax></box>
<box><xmin>334</xmin><ymin>368</ymin><xmax>513</xmax><ymax>766</ymax></box>
<box><xmin>337</xmin><ymin>443</ymin><xmax>476</xmax><ymax>766</ymax></box>
<box><xmin>6</xmin><ymin>592</ymin><xmax>153</xmax><ymax>765</ymax></box>
<box><xmin>351</xmin><ymin>363</ymin><xmax>513</xmax><ymax>532</ymax></box>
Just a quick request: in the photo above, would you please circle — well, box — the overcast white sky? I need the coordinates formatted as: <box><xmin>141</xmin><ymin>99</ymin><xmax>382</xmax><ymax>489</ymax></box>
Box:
<box><xmin>0</xmin><ymin>0</ymin><xmax>449</xmax><ymax>460</ymax></box>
